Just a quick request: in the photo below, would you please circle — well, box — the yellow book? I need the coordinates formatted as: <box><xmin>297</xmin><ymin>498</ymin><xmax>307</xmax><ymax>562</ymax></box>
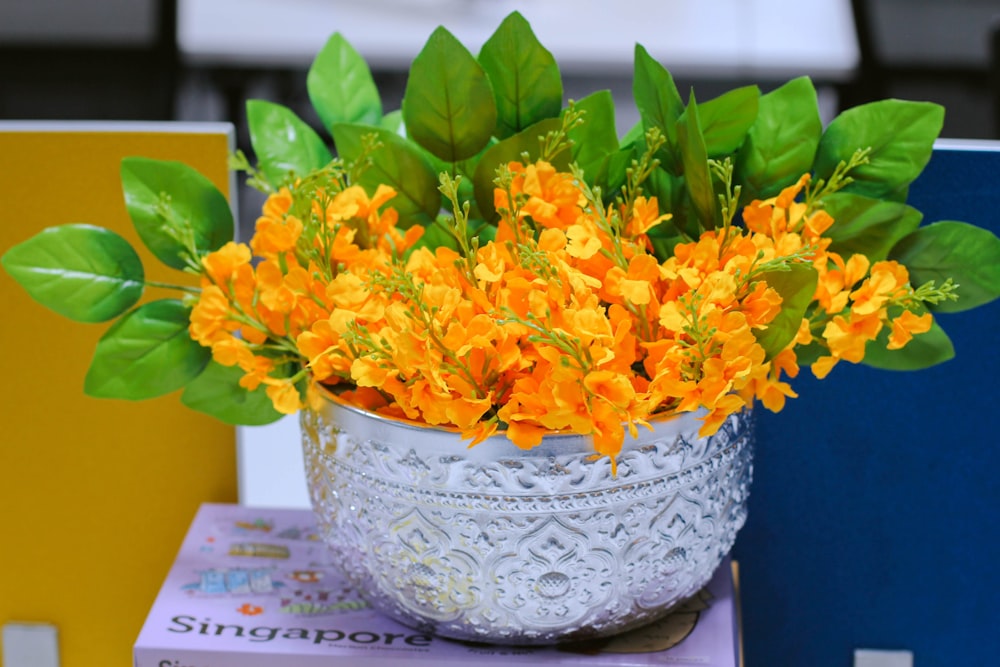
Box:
<box><xmin>0</xmin><ymin>122</ymin><xmax>239</xmax><ymax>666</ymax></box>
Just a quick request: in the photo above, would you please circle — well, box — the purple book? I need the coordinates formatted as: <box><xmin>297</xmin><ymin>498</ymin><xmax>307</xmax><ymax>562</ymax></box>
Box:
<box><xmin>135</xmin><ymin>504</ymin><xmax>741</xmax><ymax>666</ymax></box>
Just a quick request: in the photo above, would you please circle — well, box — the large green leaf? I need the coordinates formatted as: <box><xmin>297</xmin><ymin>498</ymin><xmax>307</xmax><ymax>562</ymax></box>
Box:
<box><xmin>472</xmin><ymin>117</ymin><xmax>565</xmax><ymax>221</ymax></box>
<box><xmin>409</xmin><ymin>136</ymin><xmax>494</xmax><ymax>219</ymax></box>
<box><xmin>823</xmin><ymin>192</ymin><xmax>922</xmax><ymax>262</ymax></box>
<box><xmin>2</xmin><ymin>224</ymin><xmax>144</xmax><ymax>322</ymax></box>
<box><xmin>85</xmin><ymin>299</ymin><xmax>210</xmax><ymax>399</ymax></box>
<box><xmin>568</xmin><ymin>90</ymin><xmax>619</xmax><ymax>175</ymax></box>
<box><xmin>181</xmin><ymin>359</ymin><xmax>283</xmax><ymax>425</ymax></box>
<box><xmin>753</xmin><ymin>263</ymin><xmax>819</xmax><ymax>359</ymax></box>
<box><xmin>307</xmin><ymin>32</ymin><xmax>382</xmax><ymax>132</ymax></box>
<box><xmin>402</xmin><ymin>27</ymin><xmax>497</xmax><ymax>163</ymax></box>
<box><xmin>793</xmin><ymin>340</ymin><xmax>827</xmax><ymax>368</ymax></box>
<box><xmin>632</xmin><ymin>44</ymin><xmax>684</xmax><ymax>174</ymax></box>
<box><xmin>813</xmin><ymin>100</ymin><xmax>944</xmax><ymax>199</ymax></box>
<box><xmin>643</xmin><ymin>168</ymin><xmax>691</xmax><ymax>245</ymax></box>
<box><xmin>677</xmin><ymin>93</ymin><xmax>716</xmax><ymax>229</ymax></box>
<box><xmin>889</xmin><ymin>221</ymin><xmax>1000</xmax><ymax>313</ymax></box>
<box><xmin>620</xmin><ymin>120</ymin><xmax>644</xmax><ymax>149</ymax></box>
<box><xmin>332</xmin><ymin>123</ymin><xmax>441</xmax><ymax>226</ymax></box>
<box><xmin>478</xmin><ymin>11</ymin><xmax>562</xmax><ymax>139</ymax></box>
<box><xmin>698</xmin><ymin>85</ymin><xmax>760</xmax><ymax>157</ymax></box>
<box><xmin>862</xmin><ymin>318</ymin><xmax>954</xmax><ymax>370</ymax></box>
<box><xmin>246</xmin><ymin>100</ymin><xmax>333</xmax><ymax>186</ymax></box>
<box><xmin>380</xmin><ymin>109</ymin><xmax>405</xmax><ymax>135</ymax></box>
<box><xmin>120</xmin><ymin>157</ymin><xmax>234</xmax><ymax>270</ymax></box>
<box><xmin>454</xmin><ymin>154</ymin><xmax>487</xmax><ymax>220</ymax></box>
<box><xmin>410</xmin><ymin>215</ymin><xmax>461</xmax><ymax>254</ymax></box>
<box><xmin>590</xmin><ymin>145</ymin><xmax>639</xmax><ymax>206</ymax></box>
<box><xmin>734</xmin><ymin>77</ymin><xmax>821</xmax><ymax>203</ymax></box>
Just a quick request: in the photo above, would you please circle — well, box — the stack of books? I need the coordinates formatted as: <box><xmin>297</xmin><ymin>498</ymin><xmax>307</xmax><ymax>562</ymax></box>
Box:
<box><xmin>135</xmin><ymin>504</ymin><xmax>741</xmax><ymax>666</ymax></box>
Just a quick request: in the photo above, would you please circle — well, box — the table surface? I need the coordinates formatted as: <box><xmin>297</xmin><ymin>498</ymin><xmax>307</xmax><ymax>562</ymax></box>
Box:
<box><xmin>177</xmin><ymin>0</ymin><xmax>859</xmax><ymax>81</ymax></box>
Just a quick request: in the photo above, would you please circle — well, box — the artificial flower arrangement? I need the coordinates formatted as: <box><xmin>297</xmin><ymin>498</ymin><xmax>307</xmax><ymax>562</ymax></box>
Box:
<box><xmin>4</xmin><ymin>12</ymin><xmax>1000</xmax><ymax>460</ymax></box>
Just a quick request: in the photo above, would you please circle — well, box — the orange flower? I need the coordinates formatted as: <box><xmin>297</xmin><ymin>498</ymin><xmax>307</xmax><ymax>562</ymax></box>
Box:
<box><xmin>822</xmin><ymin>311</ymin><xmax>883</xmax><ymax>363</ymax></box>
<box><xmin>566</xmin><ymin>220</ymin><xmax>604</xmax><ymax>260</ymax></box>
<box><xmin>741</xmin><ymin>349</ymin><xmax>799</xmax><ymax>413</ymax></box>
<box><xmin>590</xmin><ymin>400</ymin><xmax>627</xmax><ymax>459</ymax></box>
<box><xmin>503</xmin><ymin>160</ymin><xmax>582</xmax><ymax>230</ymax></box>
<box><xmin>337</xmin><ymin>386</ymin><xmax>390</xmax><ymax>412</ymax></box>
<box><xmin>210</xmin><ymin>336</ymin><xmax>255</xmax><ymax>369</ymax></box>
<box><xmin>811</xmin><ymin>355</ymin><xmax>839</xmax><ymax>379</ymax></box>
<box><xmin>625</xmin><ymin>196</ymin><xmax>671</xmax><ymax>236</ymax></box>
<box><xmin>506</xmin><ymin>419</ymin><xmax>549</xmax><ymax>450</ymax></box>
<box><xmin>202</xmin><ymin>242</ymin><xmax>252</xmax><ymax>287</ymax></box>
<box><xmin>850</xmin><ymin>260</ymin><xmax>910</xmax><ymax>316</ymax></box>
<box><xmin>238</xmin><ymin>355</ymin><xmax>277</xmax><ymax>392</ymax></box>
<box><xmin>444</xmin><ymin>395</ymin><xmax>493</xmax><ymax>430</ymax></box>
<box><xmin>741</xmin><ymin>281</ymin><xmax>783</xmax><ymax>329</ymax></box>
<box><xmin>265</xmin><ymin>380</ymin><xmax>302</xmax><ymax>415</ymax></box>
<box><xmin>189</xmin><ymin>284</ymin><xmax>236</xmax><ymax>345</ymax></box>
<box><xmin>297</xmin><ymin>320</ymin><xmax>348</xmax><ymax>383</ymax></box>
<box><xmin>584</xmin><ymin>370</ymin><xmax>635</xmax><ymax>409</ymax></box>
<box><xmin>251</xmin><ymin>213</ymin><xmax>302</xmax><ymax>258</ymax></box>
<box><xmin>262</xmin><ymin>187</ymin><xmax>293</xmax><ymax>219</ymax></box>
<box><xmin>474</xmin><ymin>243</ymin><xmax>508</xmax><ymax>283</ymax></box>
<box><xmin>887</xmin><ymin>310</ymin><xmax>933</xmax><ymax>350</ymax></box>
<box><xmin>814</xmin><ymin>252</ymin><xmax>869</xmax><ymax>314</ymax></box>
<box><xmin>186</xmin><ymin>154</ymin><xmax>941</xmax><ymax>460</ymax></box>
<box><xmin>699</xmin><ymin>394</ymin><xmax>750</xmax><ymax>437</ymax></box>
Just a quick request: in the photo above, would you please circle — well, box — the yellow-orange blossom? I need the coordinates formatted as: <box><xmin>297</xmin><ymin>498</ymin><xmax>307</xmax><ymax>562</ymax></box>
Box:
<box><xmin>189</xmin><ymin>161</ymin><xmax>932</xmax><ymax>457</ymax></box>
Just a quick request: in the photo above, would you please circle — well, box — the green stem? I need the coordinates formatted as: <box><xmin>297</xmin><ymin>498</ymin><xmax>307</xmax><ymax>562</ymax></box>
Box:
<box><xmin>145</xmin><ymin>280</ymin><xmax>201</xmax><ymax>294</ymax></box>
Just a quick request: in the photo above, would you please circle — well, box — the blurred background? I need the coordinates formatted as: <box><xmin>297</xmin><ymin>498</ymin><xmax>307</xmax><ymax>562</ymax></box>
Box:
<box><xmin>3</xmin><ymin>3</ymin><xmax>999</xmax><ymax>666</ymax></box>
<box><xmin>2</xmin><ymin>0</ymin><xmax>999</xmax><ymax>232</ymax></box>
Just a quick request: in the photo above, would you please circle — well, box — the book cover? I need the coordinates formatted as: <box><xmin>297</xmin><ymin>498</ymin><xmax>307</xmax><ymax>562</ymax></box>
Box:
<box><xmin>0</xmin><ymin>122</ymin><xmax>238</xmax><ymax>667</ymax></box>
<box><xmin>135</xmin><ymin>504</ymin><xmax>740</xmax><ymax>666</ymax></box>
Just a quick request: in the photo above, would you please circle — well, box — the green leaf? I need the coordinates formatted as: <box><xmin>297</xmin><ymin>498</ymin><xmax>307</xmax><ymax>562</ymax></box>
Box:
<box><xmin>402</xmin><ymin>26</ymin><xmax>497</xmax><ymax>162</ymax></box>
<box><xmin>478</xmin><ymin>11</ymin><xmax>562</xmax><ymax>139</ymax></box>
<box><xmin>632</xmin><ymin>44</ymin><xmax>684</xmax><ymax>173</ymax></box>
<box><xmin>120</xmin><ymin>157</ymin><xmax>234</xmax><ymax>270</ymax></box>
<box><xmin>620</xmin><ymin>120</ymin><xmax>644</xmax><ymax>148</ymax></box>
<box><xmin>469</xmin><ymin>219</ymin><xmax>498</xmax><ymax>246</ymax></box>
<box><xmin>85</xmin><ymin>299</ymin><xmax>210</xmax><ymax>399</ymax></box>
<box><xmin>643</xmin><ymin>169</ymin><xmax>690</xmax><ymax>240</ymax></box>
<box><xmin>734</xmin><ymin>77</ymin><xmax>821</xmax><ymax>203</ymax></box>
<box><xmin>698</xmin><ymin>85</ymin><xmax>760</xmax><ymax>157</ymax></box>
<box><xmin>409</xmin><ymin>215</ymin><xmax>461</xmax><ymax>254</ymax></box>
<box><xmin>454</xmin><ymin>159</ymin><xmax>485</xmax><ymax>220</ymax></box>
<box><xmin>643</xmin><ymin>167</ymin><xmax>697</xmax><ymax>234</ymax></box>
<box><xmin>814</xmin><ymin>100</ymin><xmax>944</xmax><ymax>199</ymax></box>
<box><xmin>332</xmin><ymin>123</ymin><xmax>441</xmax><ymax>226</ymax></box>
<box><xmin>569</xmin><ymin>90</ymin><xmax>619</xmax><ymax>175</ymax></box>
<box><xmin>380</xmin><ymin>109</ymin><xmax>405</xmax><ymax>135</ymax></box>
<box><xmin>754</xmin><ymin>263</ymin><xmax>819</xmax><ymax>359</ymax></box>
<box><xmin>408</xmin><ymin>137</ymin><xmax>494</xmax><ymax>221</ymax></box>
<box><xmin>472</xmin><ymin>117</ymin><xmax>565</xmax><ymax>221</ymax></box>
<box><xmin>647</xmin><ymin>232</ymin><xmax>685</xmax><ymax>263</ymax></box>
<box><xmin>862</xmin><ymin>318</ymin><xmax>954</xmax><ymax>370</ymax></box>
<box><xmin>590</xmin><ymin>145</ymin><xmax>638</xmax><ymax>206</ymax></box>
<box><xmin>823</xmin><ymin>192</ymin><xmax>923</xmax><ymax>262</ymax></box>
<box><xmin>181</xmin><ymin>360</ymin><xmax>283</xmax><ymax>425</ymax></box>
<box><xmin>793</xmin><ymin>340</ymin><xmax>827</xmax><ymax>368</ymax></box>
<box><xmin>889</xmin><ymin>221</ymin><xmax>1000</xmax><ymax>313</ymax></box>
<box><xmin>246</xmin><ymin>100</ymin><xmax>333</xmax><ymax>186</ymax></box>
<box><xmin>677</xmin><ymin>93</ymin><xmax>716</xmax><ymax>229</ymax></box>
<box><xmin>2</xmin><ymin>224</ymin><xmax>144</xmax><ymax>322</ymax></box>
<box><xmin>306</xmin><ymin>32</ymin><xmax>382</xmax><ymax>132</ymax></box>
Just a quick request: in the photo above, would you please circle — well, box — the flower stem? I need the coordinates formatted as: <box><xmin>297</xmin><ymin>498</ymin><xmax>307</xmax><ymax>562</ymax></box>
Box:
<box><xmin>144</xmin><ymin>280</ymin><xmax>201</xmax><ymax>294</ymax></box>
